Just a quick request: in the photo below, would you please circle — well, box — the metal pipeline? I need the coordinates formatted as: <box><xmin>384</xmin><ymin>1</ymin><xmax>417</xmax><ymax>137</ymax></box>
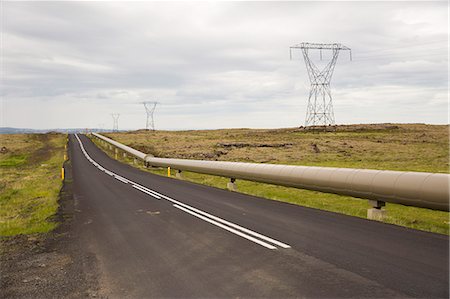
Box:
<box><xmin>92</xmin><ymin>133</ymin><xmax>148</xmax><ymax>160</ymax></box>
<box><xmin>92</xmin><ymin>133</ymin><xmax>449</xmax><ymax>211</ymax></box>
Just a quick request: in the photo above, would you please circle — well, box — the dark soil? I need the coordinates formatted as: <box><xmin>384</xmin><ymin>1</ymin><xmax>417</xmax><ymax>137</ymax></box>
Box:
<box><xmin>26</xmin><ymin>134</ymin><xmax>54</xmax><ymax>166</ymax></box>
<box><xmin>0</xmin><ymin>159</ymin><xmax>100</xmax><ymax>298</ymax></box>
<box><xmin>216</xmin><ymin>142</ymin><xmax>293</xmax><ymax>148</ymax></box>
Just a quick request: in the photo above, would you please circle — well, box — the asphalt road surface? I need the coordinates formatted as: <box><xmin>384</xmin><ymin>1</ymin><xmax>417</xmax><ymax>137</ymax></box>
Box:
<box><xmin>69</xmin><ymin>134</ymin><xmax>449</xmax><ymax>298</ymax></box>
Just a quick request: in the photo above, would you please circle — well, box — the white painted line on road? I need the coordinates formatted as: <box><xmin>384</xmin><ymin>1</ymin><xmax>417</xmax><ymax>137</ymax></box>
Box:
<box><xmin>144</xmin><ymin>189</ymin><xmax>291</xmax><ymax>249</ymax></box>
<box><xmin>173</xmin><ymin>204</ymin><xmax>277</xmax><ymax>250</ymax></box>
<box><xmin>75</xmin><ymin>134</ymin><xmax>131</xmax><ymax>185</ymax></box>
<box><xmin>132</xmin><ymin>184</ymin><xmax>161</xmax><ymax>200</ymax></box>
<box><xmin>74</xmin><ymin>134</ymin><xmax>292</xmax><ymax>250</ymax></box>
<box><xmin>172</xmin><ymin>200</ymin><xmax>290</xmax><ymax>249</ymax></box>
<box><xmin>114</xmin><ymin>175</ymin><xmax>130</xmax><ymax>184</ymax></box>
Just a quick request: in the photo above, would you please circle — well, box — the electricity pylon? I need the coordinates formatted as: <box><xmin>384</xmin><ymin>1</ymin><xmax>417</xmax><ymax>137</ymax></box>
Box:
<box><xmin>111</xmin><ymin>113</ymin><xmax>120</xmax><ymax>132</ymax></box>
<box><xmin>142</xmin><ymin>101</ymin><xmax>158</xmax><ymax>131</ymax></box>
<box><xmin>290</xmin><ymin>42</ymin><xmax>351</xmax><ymax>127</ymax></box>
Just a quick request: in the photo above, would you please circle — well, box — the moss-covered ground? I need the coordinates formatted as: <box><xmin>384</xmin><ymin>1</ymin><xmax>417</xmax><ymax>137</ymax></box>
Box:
<box><xmin>0</xmin><ymin>133</ymin><xmax>66</xmax><ymax>236</ymax></box>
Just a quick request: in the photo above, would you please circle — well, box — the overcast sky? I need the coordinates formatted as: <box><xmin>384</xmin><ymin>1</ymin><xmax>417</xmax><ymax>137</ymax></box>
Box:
<box><xmin>1</xmin><ymin>1</ymin><xmax>448</xmax><ymax>130</ymax></box>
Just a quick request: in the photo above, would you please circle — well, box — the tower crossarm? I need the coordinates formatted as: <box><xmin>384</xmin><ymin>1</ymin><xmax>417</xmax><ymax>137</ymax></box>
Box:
<box><xmin>290</xmin><ymin>42</ymin><xmax>351</xmax><ymax>51</ymax></box>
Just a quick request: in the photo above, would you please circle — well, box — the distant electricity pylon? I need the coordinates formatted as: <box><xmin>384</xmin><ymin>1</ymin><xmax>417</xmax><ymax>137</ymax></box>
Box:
<box><xmin>111</xmin><ymin>113</ymin><xmax>120</xmax><ymax>132</ymax></box>
<box><xmin>142</xmin><ymin>101</ymin><xmax>158</xmax><ymax>131</ymax></box>
<box><xmin>290</xmin><ymin>42</ymin><xmax>351</xmax><ymax>127</ymax></box>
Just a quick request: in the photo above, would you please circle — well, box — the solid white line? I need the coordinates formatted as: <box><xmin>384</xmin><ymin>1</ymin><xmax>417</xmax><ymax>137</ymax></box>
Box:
<box><xmin>134</xmin><ymin>188</ymin><xmax>291</xmax><ymax>248</ymax></box>
<box><xmin>173</xmin><ymin>204</ymin><xmax>277</xmax><ymax>250</ymax></box>
<box><xmin>172</xmin><ymin>200</ymin><xmax>290</xmax><ymax>248</ymax></box>
<box><xmin>74</xmin><ymin>134</ymin><xmax>291</xmax><ymax>250</ymax></box>
<box><xmin>115</xmin><ymin>176</ymin><xmax>130</xmax><ymax>184</ymax></box>
<box><xmin>132</xmin><ymin>184</ymin><xmax>161</xmax><ymax>199</ymax></box>
<box><xmin>132</xmin><ymin>184</ymin><xmax>162</xmax><ymax>198</ymax></box>
<box><xmin>138</xmin><ymin>186</ymin><xmax>289</xmax><ymax>249</ymax></box>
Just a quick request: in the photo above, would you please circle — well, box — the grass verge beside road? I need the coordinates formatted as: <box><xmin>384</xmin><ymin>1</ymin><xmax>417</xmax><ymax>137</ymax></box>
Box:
<box><xmin>93</xmin><ymin>124</ymin><xmax>449</xmax><ymax>235</ymax></box>
<box><xmin>0</xmin><ymin>133</ymin><xmax>66</xmax><ymax>236</ymax></box>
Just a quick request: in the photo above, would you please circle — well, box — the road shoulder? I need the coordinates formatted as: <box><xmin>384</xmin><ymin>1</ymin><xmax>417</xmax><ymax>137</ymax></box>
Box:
<box><xmin>0</xmin><ymin>158</ymin><xmax>100</xmax><ymax>298</ymax></box>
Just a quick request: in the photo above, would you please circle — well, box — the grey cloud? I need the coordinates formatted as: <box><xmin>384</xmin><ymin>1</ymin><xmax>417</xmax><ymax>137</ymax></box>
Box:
<box><xmin>2</xmin><ymin>1</ymin><xmax>448</xmax><ymax>129</ymax></box>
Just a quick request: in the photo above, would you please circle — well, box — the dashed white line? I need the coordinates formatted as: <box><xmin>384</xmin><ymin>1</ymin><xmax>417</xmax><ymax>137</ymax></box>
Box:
<box><xmin>74</xmin><ymin>134</ymin><xmax>291</xmax><ymax>250</ymax></box>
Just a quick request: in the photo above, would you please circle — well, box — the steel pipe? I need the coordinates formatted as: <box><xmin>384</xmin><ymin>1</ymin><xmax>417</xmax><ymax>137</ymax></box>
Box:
<box><xmin>92</xmin><ymin>133</ymin><xmax>450</xmax><ymax>211</ymax></box>
<box><xmin>92</xmin><ymin>133</ymin><xmax>148</xmax><ymax>160</ymax></box>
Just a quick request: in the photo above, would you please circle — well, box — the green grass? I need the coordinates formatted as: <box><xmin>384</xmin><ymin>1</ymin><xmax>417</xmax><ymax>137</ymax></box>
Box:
<box><xmin>0</xmin><ymin>134</ymin><xmax>66</xmax><ymax>236</ymax></box>
<box><xmin>91</xmin><ymin>124</ymin><xmax>450</xmax><ymax>235</ymax></box>
<box><xmin>0</xmin><ymin>154</ymin><xmax>28</xmax><ymax>167</ymax></box>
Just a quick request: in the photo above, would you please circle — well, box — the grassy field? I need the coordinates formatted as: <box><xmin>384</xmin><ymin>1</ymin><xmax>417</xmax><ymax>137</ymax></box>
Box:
<box><xmin>97</xmin><ymin>123</ymin><xmax>449</xmax><ymax>235</ymax></box>
<box><xmin>0</xmin><ymin>133</ymin><xmax>66</xmax><ymax>236</ymax></box>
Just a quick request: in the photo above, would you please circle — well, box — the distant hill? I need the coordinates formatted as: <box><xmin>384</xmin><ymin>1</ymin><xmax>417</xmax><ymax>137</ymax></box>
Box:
<box><xmin>0</xmin><ymin>127</ymin><xmax>113</xmax><ymax>134</ymax></box>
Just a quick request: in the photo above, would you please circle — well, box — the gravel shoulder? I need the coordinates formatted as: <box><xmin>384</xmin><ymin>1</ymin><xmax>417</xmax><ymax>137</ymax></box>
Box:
<box><xmin>0</xmin><ymin>158</ymin><xmax>100</xmax><ymax>298</ymax></box>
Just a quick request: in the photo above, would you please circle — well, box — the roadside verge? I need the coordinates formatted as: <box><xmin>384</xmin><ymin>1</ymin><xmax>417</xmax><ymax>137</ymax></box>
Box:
<box><xmin>0</xmin><ymin>135</ymin><xmax>100</xmax><ymax>298</ymax></box>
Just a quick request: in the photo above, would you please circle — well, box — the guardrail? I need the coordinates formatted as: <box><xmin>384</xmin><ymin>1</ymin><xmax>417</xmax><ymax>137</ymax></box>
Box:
<box><xmin>91</xmin><ymin>133</ymin><xmax>449</xmax><ymax>218</ymax></box>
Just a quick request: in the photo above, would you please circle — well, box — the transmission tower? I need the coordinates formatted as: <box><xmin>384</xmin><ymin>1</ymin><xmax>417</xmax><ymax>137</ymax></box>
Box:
<box><xmin>142</xmin><ymin>101</ymin><xmax>158</xmax><ymax>131</ymax></box>
<box><xmin>111</xmin><ymin>113</ymin><xmax>120</xmax><ymax>132</ymax></box>
<box><xmin>290</xmin><ymin>42</ymin><xmax>351</xmax><ymax>128</ymax></box>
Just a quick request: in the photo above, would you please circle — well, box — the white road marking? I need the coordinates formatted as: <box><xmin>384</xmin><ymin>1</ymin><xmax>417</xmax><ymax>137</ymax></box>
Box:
<box><xmin>172</xmin><ymin>200</ymin><xmax>290</xmax><ymax>248</ymax></box>
<box><xmin>141</xmin><ymin>189</ymin><xmax>291</xmax><ymax>249</ymax></box>
<box><xmin>132</xmin><ymin>184</ymin><xmax>161</xmax><ymax>199</ymax></box>
<box><xmin>173</xmin><ymin>204</ymin><xmax>277</xmax><ymax>250</ymax></box>
<box><xmin>75</xmin><ymin>134</ymin><xmax>131</xmax><ymax>185</ymax></box>
<box><xmin>74</xmin><ymin>134</ymin><xmax>291</xmax><ymax>250</ymax></box>
<box><xmin>114</xmin><ymin>175</ymin><xmax>130</xmax><ymax>184</ymax></box>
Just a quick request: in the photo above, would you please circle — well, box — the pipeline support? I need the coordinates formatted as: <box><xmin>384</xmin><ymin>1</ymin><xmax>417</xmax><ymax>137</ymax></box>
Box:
<box><xmin>227</xmin><ymin>178</ymin><xmax>237</xmax><ymax>191</ymax></box>
<box><xmin>367</xmin><ymin>200</ymin><xmax>386</xmax><ymax>221</ymax></box>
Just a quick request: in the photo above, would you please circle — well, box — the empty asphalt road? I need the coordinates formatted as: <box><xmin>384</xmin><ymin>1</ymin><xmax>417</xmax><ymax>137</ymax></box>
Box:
<box><xmin>69</xmin><ymin>134</ymin><xmax>449</xmax><ymax>298</ymax></box>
